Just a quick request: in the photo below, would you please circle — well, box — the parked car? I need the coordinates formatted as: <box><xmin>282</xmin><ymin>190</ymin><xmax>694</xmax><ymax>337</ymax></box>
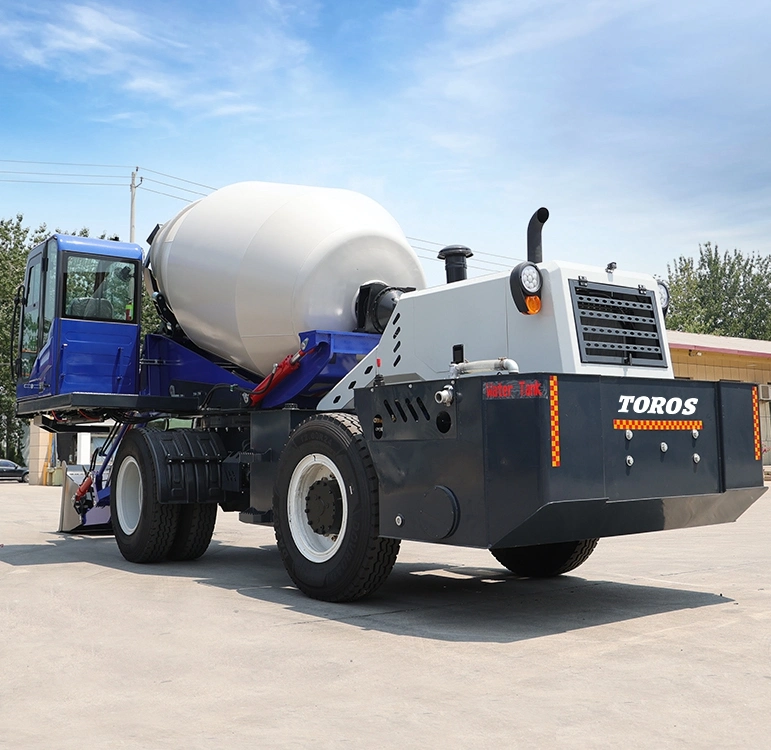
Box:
<box><xmin>0</xmin><ymin>459</ymin><xmax>29</xmax><ymax>482</ymax></box>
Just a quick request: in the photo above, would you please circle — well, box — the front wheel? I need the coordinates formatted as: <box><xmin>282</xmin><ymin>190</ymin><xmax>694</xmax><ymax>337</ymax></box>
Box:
<box><xmin>273</xmin><ymin>413</ymin><xmax>399</xmax><ymax>602</ymax></box>
<box><xmin>19</xmin><ymin>472</ymin><xmax>29</xmax><ymax>483</ymax></box>
<box><xmin>491</xmin><ymin>539</ymin><xmax>599</xmax><ymax>578</ymax></box>
<box><xmin>112</xmin><ymin>428</ymin><xmax>179</xmax><ymax>563</ymax></box>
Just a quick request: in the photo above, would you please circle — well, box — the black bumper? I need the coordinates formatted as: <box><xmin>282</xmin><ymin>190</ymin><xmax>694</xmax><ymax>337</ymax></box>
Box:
<box><xmin>354</xmin><ymin>374</ymin><xmax>766</xmax><ymax>548</ymax></box>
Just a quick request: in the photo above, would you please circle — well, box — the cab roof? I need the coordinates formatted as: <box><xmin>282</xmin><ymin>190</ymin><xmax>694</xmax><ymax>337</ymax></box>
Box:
<box><xmin>51</xmin><ymin>234</ymin><xmax>143</xmax><ymax>262</ymax></box>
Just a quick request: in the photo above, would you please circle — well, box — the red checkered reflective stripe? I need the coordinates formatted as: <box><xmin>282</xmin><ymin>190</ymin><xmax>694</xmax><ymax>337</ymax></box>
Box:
<box><xmin>612</xmin><ymin>419</ymin><xmax>703</xmax><ymax>431</ymax></box>
<box><xmin>752</xmin><ymin>386</ymin><xmax>762</xmax><ymax>461</ymax></box>
<box><xmin>550</xmin><ymin>375</ymin><xmax>560</xmax><ymax>467</ymax></box>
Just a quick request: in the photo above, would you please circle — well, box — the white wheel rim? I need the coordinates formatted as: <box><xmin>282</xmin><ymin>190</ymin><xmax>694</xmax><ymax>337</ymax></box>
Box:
<box><xmin>115</xmin><ymin>455</ymin><xmax>143</xmax><ymax>535</ymax></box>
<box><xmin>287</xmin><ymin>453</ymin><xmax>348</xmax><ymax>563</ymax></box>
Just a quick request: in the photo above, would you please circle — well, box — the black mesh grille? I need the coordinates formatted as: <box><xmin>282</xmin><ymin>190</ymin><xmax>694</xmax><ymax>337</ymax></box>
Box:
<box><xmin>570</xmin><ymin>279</ymin><xmax>667</xmax><ymax>367</ymax></box>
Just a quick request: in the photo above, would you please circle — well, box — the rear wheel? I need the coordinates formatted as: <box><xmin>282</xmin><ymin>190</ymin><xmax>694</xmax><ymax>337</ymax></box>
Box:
<box><xmin>273</xmin><ymin>413</ymin><xmax>399</xmax><ymax>602</ymax></box>
<box><xmin>168</xmin><ymin>504</ymin><xmax>218</xmax><ymax>561</ymax></box>
<box><xmin>19</xmin><ymin>472</ymin><xmax>28</xmax><ymax>483</ymax></box>
<box><xmin>491</xmin><ymin>539</ymin><xmax>599</xmax><ymax>577</ymax></box>
<box><xmin>112</xmin><ymin>428</ymin><xmax>179</xmax><ymax>563</ymax></box>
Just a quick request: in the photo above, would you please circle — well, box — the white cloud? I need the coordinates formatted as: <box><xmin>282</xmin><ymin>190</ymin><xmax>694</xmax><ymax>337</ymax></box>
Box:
<box><xmin>90</xmin><ymin>111</ymin><xmax>142</xmax><ymax>123</ymax></box>
<box><xmin>0</xmin><ymin>1</ymin><xmax>320</xmax><ymax>116</ymax></box>
<box><xmin>206</xmin><ymin>103</ymin><xmax>262</xmax><ymax>118</ymax></box>
<box><xmin>46</xmin><ymin>4</ymin><xmax>146</xmax><ymax>53</ymax></box>
<box><xmin>0</xmin><ymin>4</ymin><xmax>151</xmax><ymax>79</ymax></box>
<box><xmin>68</xmin><ymin>4</ymin><xmax>145</xmax><ymax>41</ymax></box>
<box><xmin>124</xmin><ymin>75</ymin><xmax>178</xmax><ymax>99</ymax></box>
<box><xmin>446</xmin><ymin>0</ymin><xmax>640</xmax><ymax>66</ymax></box>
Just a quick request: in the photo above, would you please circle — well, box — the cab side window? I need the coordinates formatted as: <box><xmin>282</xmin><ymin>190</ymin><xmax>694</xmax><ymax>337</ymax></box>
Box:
<box><xmin>42</xmin><ymin>238</ymin><xmax>58</xmax><ymax>342</ymax></box>
<box><xmin>63</xmin><ymin>256</ymin><xmax>137</xmax><ymax>323</ymax></box>
<box><xmin>19</xmin><ymin>258</ymin><xmax>42</xmax><ymax>378</ymax></box>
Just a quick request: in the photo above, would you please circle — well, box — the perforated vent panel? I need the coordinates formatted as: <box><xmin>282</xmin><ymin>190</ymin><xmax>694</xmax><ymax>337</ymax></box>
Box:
<box><xmin>569</xmin><ymin>279</ymin><xmax>667</xmax><ymax>368</ymax></box>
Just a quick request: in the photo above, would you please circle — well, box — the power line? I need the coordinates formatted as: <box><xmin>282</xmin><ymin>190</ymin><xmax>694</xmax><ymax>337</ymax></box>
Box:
<box><xmin>138</xmin><ymin>185</ymin><xmax>195</xmax><ymax>202</ymax></box>
<box><xmin>139</xmin><ymin>167</ymin><xmax>217</xmax><ymax>191</ymax></box>
<box><xmin>0</xmin><ymin>179</ymin><xmax>126</xmax><ymax>186</ymax></box>
<box><xmin>475</xmin><ymin>250</ymin><xmax>525</xmax><ymax>263</ymax></box>
<box><xmin>411</xmin><ymin>243</ymin><xmax>512</xmax><ymax>270</ymax></box>
<box><xmin>414</xmin><ymin>252</ymin><xmax>498</xmax><ymax>274</ymax></box>
<box><xmin>408</xmin><ymin>235</ymin><xmax>524</xmax><ymax>264</ymax></box>
<box><xmin>0</xmin><ymin>158</ymin><xmax>135</xmax><ymax>169</ymax></box>
<box><xmin>0</xmin><ymin>170</ymin><xmax>126</xmax><ymax>179</ymax></box>
<box><xmin>142</xmin><ymin>176</ymin><xmax>209</xmax><ymax>197</ymax></box>
<box><xmin>408</xmin><ymin>236</ymin><xmax>444</xmax><ymax>246</ymax></box>
<box><xmin>0</xmin><ymin>159</ymin><xmax>217</xmax><ymax>192</ymax></box>
<box><xmin>413</xmin><ymin>250</ymin><xmax>510</xmax><ymax>270</ymax></box>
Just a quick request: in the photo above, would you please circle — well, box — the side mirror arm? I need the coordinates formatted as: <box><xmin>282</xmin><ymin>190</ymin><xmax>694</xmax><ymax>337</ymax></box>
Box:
<box><xmin>9</xmin><ymin>284</ymin><xmax>24</xmax><ymax>380</ymax></box>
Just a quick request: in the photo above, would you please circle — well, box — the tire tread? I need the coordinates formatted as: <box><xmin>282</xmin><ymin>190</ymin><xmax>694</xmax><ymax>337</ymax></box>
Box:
<box><xmin>168</xmin><ymin>504</ymin><xmax>218</xmax><ymax>561</ymax></box>
<box><xmin>491</xmin><ymin>538</ymin><xmax>599</xmax><ymax>578</ymax></box>
<box><xmin>112</xmin><ymin>428</ymin><xmax>179</xmax><ymax>563</ymax></box>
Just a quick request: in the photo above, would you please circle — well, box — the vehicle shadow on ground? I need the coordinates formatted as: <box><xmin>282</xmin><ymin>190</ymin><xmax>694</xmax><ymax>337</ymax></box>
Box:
<box><xmin>0</xmin><ymin>533</ymin><xmax>730</xmax><ymax>644</ymax></box>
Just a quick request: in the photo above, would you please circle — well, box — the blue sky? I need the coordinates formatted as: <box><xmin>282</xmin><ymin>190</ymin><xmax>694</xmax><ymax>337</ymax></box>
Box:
<box><xmin>1</xmin><ymin>0</ymin><xmax>770</xmax><ymax>286</ymax></box>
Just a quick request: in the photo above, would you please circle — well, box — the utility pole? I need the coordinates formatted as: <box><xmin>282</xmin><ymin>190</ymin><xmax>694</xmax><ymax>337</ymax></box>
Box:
<box><xmin>129</xmin><ymin>168</ymin><xmax>142</xmax><ymax>243</ymax></box>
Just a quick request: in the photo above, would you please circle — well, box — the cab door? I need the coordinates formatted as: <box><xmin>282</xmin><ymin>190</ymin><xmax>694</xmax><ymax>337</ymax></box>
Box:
<box><xmin>57</xmin><ymin>252</ymin><xmax>140</xmax><ymax>395</ymax></box>
<box><xmin>33</xmin><ymin>238</ymin><xmax>61</xmax><ymax>396</ymax></box>
<box><xmin>16</xmin><ymin>248</ymin><xmax>44</xmax><ymax>398</ymax></box>
<box><xmin>16</xmin><ymin>238</ymin><xmax>59</xmax><ymax>400</ymax></box>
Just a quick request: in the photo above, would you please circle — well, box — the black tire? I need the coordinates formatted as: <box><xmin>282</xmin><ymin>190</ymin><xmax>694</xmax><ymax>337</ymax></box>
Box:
<box><xmin>19</xmin><ymin>472</ymin><xmax>29</xmax><ymax>483</ymax></box>
<box><xmin>273</xmin><ymin>413</ymin><xmax>400</xmax><ymax>602</ymax></box>
<box><xmin>112</xmin><ymin>428</ymin><xmax>179</xmax><ymax>563</ymax></box>
<box><xmin>167</xmin><ymin>504</ymin><xmax>218</xmax><ymax>561</ymax></box>
<box><xmin>491</xmin><ymin>539</ymin><xmax>599</xmax><ymax>578</ymax></box>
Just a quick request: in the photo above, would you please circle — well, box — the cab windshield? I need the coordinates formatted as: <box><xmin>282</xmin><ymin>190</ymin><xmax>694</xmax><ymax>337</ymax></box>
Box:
<box><xmin>62</xmin><ymin>255</ymin><xmax>138</xmax><ymax>323</ymax></box>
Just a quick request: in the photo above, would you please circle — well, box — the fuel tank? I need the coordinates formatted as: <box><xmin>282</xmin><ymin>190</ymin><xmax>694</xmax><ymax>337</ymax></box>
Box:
<box><xmin>147</xmin><ymin>181</ymin><xmax>426</xmax><ymax>375</ymax></box>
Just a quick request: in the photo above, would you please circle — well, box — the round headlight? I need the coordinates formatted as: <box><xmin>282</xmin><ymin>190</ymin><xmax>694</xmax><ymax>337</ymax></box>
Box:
<box><xmin>510</xmin><ymin>261</ymin><xmax>543</xmax><ymax>315</ymax></box>
<box><xmin>520</xmin><ymin>263</ymin><xmax>542</xmax><ymax>294</ymax></box>
<box><xmin>657</xmin><ymin>280</ymin><xmax>670</xmax><ymax>313</ymax></box>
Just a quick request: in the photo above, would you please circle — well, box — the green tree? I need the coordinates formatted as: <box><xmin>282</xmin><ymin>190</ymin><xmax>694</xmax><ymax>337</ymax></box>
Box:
<box><xmin>0</xmin><ymin>215</ymin><xmax>48</xmax><ymax>462</ymax></box>
<box><xmin>666</xmin><ymin>242</ymin><xmax>771</xmax><ymax>340</ymax></box>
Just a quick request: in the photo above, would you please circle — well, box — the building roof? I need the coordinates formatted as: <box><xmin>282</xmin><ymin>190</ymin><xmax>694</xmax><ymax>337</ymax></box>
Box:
<box><xmin>667</xmin><ymin>330</ymin><xmax>771</xmax><ymax>359</ymax></box>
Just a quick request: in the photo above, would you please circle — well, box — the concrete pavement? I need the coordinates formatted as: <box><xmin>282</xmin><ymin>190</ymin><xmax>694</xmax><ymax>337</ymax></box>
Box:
<box><xmin>1</xmin><ymin>482</ymin><xmax>769</xmax><ymax>749</ymax></box>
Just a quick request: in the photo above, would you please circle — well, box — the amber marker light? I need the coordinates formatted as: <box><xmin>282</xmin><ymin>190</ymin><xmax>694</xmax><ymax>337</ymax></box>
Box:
<box><xmin>525</xmin><ymin>295</ymin><xmax>541</xmax><ymax>314</ymax></box>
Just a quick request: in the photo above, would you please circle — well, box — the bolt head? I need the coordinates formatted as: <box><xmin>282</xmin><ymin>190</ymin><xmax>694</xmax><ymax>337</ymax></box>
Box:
<box><xmin>626</xmin><ymin>455</ymin><xmax>634</xmax><ymax>467</ymax></box>
<box><xmin>395</xmin><ymin>514</ymin><xmax>404</xmax><ymax>527</ymax></box>
<box><xmin>660</xmin><ymin>442</ymin><xmax>668</xmax><ymax>453</ymax></box>
<box><xmin>625</xmin><ymin>430</ymin><xmax>633</xmax><ymax>440</ymax></box>
<box><xmin>693</xmin><ymin>453</ymin><xmax>701</xmax><ymax>464</ymax></box>
<box><xmin>692</xmin><ymin>429</ymin><xmax>699</xmax><ymax>439</ymax></box>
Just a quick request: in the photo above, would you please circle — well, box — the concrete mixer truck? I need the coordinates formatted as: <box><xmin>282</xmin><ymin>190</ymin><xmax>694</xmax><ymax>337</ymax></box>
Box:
<box><xmin>13</xmin><ymin>181</ymin><xmax>766</xmax><ymax>601</ymax></box>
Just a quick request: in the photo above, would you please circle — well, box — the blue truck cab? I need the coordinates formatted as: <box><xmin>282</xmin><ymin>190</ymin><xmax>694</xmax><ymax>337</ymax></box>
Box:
<box><xmin>15</xmin><ymin>235</ymin><xmax>143</xmax><ymax>403</ymax></box>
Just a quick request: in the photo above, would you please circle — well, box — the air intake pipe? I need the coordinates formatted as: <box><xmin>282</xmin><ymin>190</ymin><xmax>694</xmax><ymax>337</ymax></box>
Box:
<box><xmin>437</xmin><ymin>245</ymin><xmax>474</xmax><ymax>283</ymax></box>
